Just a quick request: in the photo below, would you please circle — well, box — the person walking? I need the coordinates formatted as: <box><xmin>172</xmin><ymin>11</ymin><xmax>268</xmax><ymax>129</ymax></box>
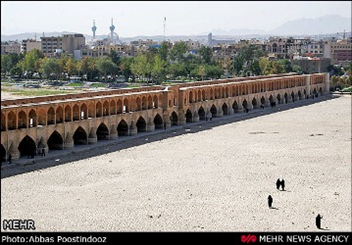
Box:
<box><xmin>316</xmin><ymin>214</ymin><xmax>323</xmax><ymax>229</ymax></box>
<box><xmin>276</xmin><ymin>179</ymin><xmax>281</xmax><ymax>190</ymax></box>
<box><xmin>8</xmin><ymin>154</ymin><xmax>12</xmax><ymax>164</ymax></box>
<box><xmin>281</xmin><ymin>179</ymin><xmax>285</xmax><ymax>191</ymax></box>
<box><xmin>41</xmin><ymin>149</ymin><xmax>45</xmax><ymax>157</ymax></box>
<box><xmin>268</xmin><ymin>195</ymin><xmax>273</xmax><ymax>208</ymax></box>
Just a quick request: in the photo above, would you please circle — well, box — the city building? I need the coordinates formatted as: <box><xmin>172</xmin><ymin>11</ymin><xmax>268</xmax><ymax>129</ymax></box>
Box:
<box><xmin>41</xmin><ymin>34</ymin><xmax>85</xmax><ymax>57</ymax></box>
<box><xmin>21</xmin><ymin>39</ymin><xmax>41</xmax><ymax>53</ymax></box>
<box><xmin>1</xmin><ymin>41</ymin><xmax>21</xmax><ymax>55</ymax></box>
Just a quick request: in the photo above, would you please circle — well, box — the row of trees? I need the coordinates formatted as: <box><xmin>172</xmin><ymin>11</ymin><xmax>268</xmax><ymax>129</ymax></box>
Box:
<box><xmin>1</xmin><ymin>41</ymin><xmax>224</xmax><ymax>84</ymax></box>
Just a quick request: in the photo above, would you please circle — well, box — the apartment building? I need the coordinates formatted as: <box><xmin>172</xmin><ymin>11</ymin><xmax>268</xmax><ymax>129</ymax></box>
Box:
<box><xmin>41</xmin><ymin>34</ymin><xmax>85</xmax><ymax>56</ymax></box>
<box><xmin>21</xmin><ymin>39</ymin><xmax>41</xmax><ymax>53</ymax></box>
<box><xmin>1</xmin><ymin>41</ymin><xmax>21</xmax><ymax>54</ymax></box>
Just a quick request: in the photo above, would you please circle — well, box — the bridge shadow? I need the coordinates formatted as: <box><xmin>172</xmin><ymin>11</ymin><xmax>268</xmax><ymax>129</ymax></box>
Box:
<box><xmin>1</xmin><ymin>94</ymin><xmax>338</xmax><ymax>179</ymax></box>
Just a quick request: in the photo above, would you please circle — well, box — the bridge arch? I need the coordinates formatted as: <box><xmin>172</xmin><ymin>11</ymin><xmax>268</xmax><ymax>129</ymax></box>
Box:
<box><xmin>96</xmin><ymin>101</ymin><xmax>103</xmax><ymax>117</ymax></box>
<box><xmin>210</xmin><ymin>104</ymin><xmax>217</xmax><ymax>117</ymax></box>
<box><xmin>47</xmin><ymin>130</ymin><xmax>64</xmax><ymax>150</ymax></box>
<box><xmin>117</xmin><ymin>119</ymin><xmax>129</xmax><ymax>136</ymax></box>
<box><xmin>154</xmin><ymin>114</ymin><xmax>163</xmax><ymax>129</ymax></box>
<box><xmin>198</xmin><ymin>106</ymin><xmax>206</xmax><ymax>120</ymax></box>
<box><xmin>28</xmin><ymin>109</ymin><xmax>37</xmax><ymax>127</ymax></box>
<box><xmin>103</xmin><ymin>101</ymin><xmax>109</xmax><ymax>116</ymax></box>
<box><xmin>170</xmin><ymin>111</ymin><xmax>178</xmax><ymax>126</ymax></box>
<box><xmin>136</xmin><ymin>116</ymin><xmax>146</xmax><ymax>132</ymax></box>
<box><xmin>18</xmin><ymin>110</ymin><xmax>27</xmax><ymax>129</ymax></box>
<box><xmin>186</xmin><ymin>109</ymin><xmax>193</xmax><ymax>123</ymax></box>
<box><xmin>1</xmin><ymin>113</ymin><xmax>5</xmax><ymax>131</ymax></box>
<box><xmin>73</xmin><ymin>126</ymin><xmax>87</xmax><ymax>145</ymax></box>
<box><xmin>65</xmin><ymin>105</ymin><xmax>71</xmax><ymax>122</ymax></box>
<box><xmin>73</xmin><ymin>104</ymin><xmax>80</xmax><ymax>121</ymax></box>
<box><xmin>222</xmin><ymin>103</ymin><xmax>228</xmax><ymax>115</ymax></box>
<box><xmin>18</xmin><ymin>135</ymin><xmax>36</xmax><ymax>158</ymax></box>
<box><xmin>47</xmin><ymin>107</ymin><xmax>55</xmax><ymax>125</ymax></box>
<box><xmin>81</xmin><ymin>103</ymin><xmax>87</xmax><ymax>119</ymax></box>
<box><xmin>232</xmin><ymin>101</ymin><xmax>239</xmax><ymax>113</ymax></box>
<box><xmin>97</xmin><ymin>123</ymin><xmax>110</xmax><ymax>140</ymax></box>
<box><xmin>56</xmin><ymin>106</ymin><xmax>63</xmax><ymax>123</ymax></box>
<box><xmin>110</xmin><ymin>100</ymin><xmax>116</xmax><ymax>115</ymax></box>
<box><xmin>117</xmin><ymin>99</ymin><xmax>123</xmax><ymax>114</ymax></box>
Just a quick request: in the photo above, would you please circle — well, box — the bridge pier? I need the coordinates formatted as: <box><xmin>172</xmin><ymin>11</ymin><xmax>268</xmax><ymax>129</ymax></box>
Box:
<box><xmin>110</xmin><ymin>126</ymin><xmax>118</xmax><ymax>140</ymax></box>
<box><xmin>146</xmin><ymin>119</ymin><xmax>155</xmax><ymax>132</ymax></box>
<box><xmin>130</xmin><ymin>122</ymin><xmax>137</xmax><ymax>136</ymax></box>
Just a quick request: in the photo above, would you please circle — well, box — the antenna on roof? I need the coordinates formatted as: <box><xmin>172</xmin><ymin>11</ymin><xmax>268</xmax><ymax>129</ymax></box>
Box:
<box><xmin>163</xmin><ymin>17</ymin><xmax>166</xmax><ymax>41</ymax></box>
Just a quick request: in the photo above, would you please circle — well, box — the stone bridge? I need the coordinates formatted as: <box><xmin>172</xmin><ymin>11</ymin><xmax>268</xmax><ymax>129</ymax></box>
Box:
<box><xmin>1</xmin><ymin>73</ymin><xmax>329</xmax><ymax>160</ymax></box>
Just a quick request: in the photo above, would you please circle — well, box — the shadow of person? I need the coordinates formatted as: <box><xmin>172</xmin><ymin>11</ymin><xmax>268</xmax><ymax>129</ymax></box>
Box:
<box><xmin>270</xmin><ymin>207</ymin><xmax>279</xmax><ymax>210</ymax></box>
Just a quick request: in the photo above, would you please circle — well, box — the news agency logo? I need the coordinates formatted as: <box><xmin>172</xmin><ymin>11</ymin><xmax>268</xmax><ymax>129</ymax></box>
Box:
<box><xmin>241</xmin><ymin>234</ymin><xmax>257</xmax><ymax>243</ymax></box>
<box><xmin>3</xmin><ymin>219</ymin><xmax>36</xmax><ymax>230</ymax></box>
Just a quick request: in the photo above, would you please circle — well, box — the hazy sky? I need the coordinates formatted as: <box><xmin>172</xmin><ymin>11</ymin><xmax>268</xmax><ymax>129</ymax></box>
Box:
<box><xmin>1</xmin><ymin>1</ymin><xmax>351</xmax><ymax>37</ymax></box>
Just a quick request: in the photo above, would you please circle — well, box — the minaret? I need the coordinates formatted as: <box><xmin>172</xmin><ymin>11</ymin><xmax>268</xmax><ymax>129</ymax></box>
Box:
<box><xmin>91</xmin><ymin>20</ymin><xmax>97</xmax><ymax>40</ymax></box>
<box><xmin>109</xmin><ymin>18</ymin><xmax>115</xmax><ymax>44</ymax></box>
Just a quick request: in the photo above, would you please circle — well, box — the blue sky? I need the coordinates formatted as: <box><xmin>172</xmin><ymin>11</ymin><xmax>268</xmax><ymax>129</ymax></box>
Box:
<box><xmin>1</xmin><ymin>1</ymin><xmax>351</xmax><ymax>37</ymax></box>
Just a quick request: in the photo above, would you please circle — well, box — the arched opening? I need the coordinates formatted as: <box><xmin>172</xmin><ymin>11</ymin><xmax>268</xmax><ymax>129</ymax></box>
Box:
<box><xmin>18</xmin><ymin>110</ymin><xmax>27</xmax><ymax>129</ymax></box>
<box><xmin>96</xmin><ymin>101</ymin><xmax>102</xmax><ymax>117</ymax></box>
<box><xmin>103</xmin><ymin>101</ymin><xmax>109</xmax><ymax>116</ymax></box>
<box><xmin>136</xmin><ymin>117</ymin><xmax>146</xmax><ymax>132</ymax></box>
<box><xmin>291</xmin><ymin>91</ymin><xmax>295</xmax><ymax>101</ymax></box>
<box><xmin>222</xmin><ymin>103</ymin><xmax>228</xmax><ymax>115</ymax></box>
<box><xmin>65</xmin><ymin>105</ymin><xmax>71</xmax><ymax>122</ymax></box>
<box><xmin>88</xmin><ymin>102</ymin><xmax>95</xmax><ymax>118</ymax></box>
<box><xmin>73</xmin><ymin>126</ymin><xmax>87</xmax><ymax>145</ymax></box>
<box><xmin>198</xmin><ymin>106</ymin><xmax>206</xmax><ymax>120</ymax></box>
<box><xmin>81</xmin><ymin>103</ymin><xmax>87</xmax><ymax>119</ymax></box>
<box><xmin>142</xmin><ymin>96</ymin><xmax>147</xmax><ymax>110</ymax></box>
<box><xmin>276</xmin><ymin>94</ymin><xmax>281</xmax><ymax>103</ymax></box>
<box><xmin>8</xmin><ymin>111</ymin><xmax>16</xmax><ymax>130</ymax></box>
<box><xmin>186</xmin><ymin>109</ymin><xmax>193</xmax><ymax>123</ymax></box>
<box><xmin>117</xmin><ymin>99</ymin><xmax>123</xmax><ymax>114</ymax></box>
<box><xmin>154</xmin><ymin>114</ymin><xmax>163</xmax><ymax>129</ymax></box>
<box><xmin>170</xmin><ymin>111</ymin><xmax>178</xmax><ymax>126</ymax></box>
<box><xmin>117</xmin><ymin>120</ymin><xmax>128</xmax><ymax>136</ymax></box>
<box><xmin>123</xmin><ymin>98</ymin><xmax>129</xmax><ymax>113</ymax></box>
<box><xmin>56</xmin><ymin>107</ymin><xmax>63</xmax><ymax>123</ymax></box>
<box><xmin>96</xmin><ymin>123</ymin><xmax>109</xmax><ymax>140</ymax></box>
<box><xmin>47</xmin><ymin>130</ymin><xmax>64</xmax><ymax>150</ymax></box>
<box><xmin>210</xmin><ymin>104</ymin><xmax>217</xmax><ymax>117</ymax></box>
<box><xmin>153</xmin><ymin>95</ymin><xmax>158</xmax><ymax>108</ymax></box>
<box><xmin>189</xmin><ymin>91</ymin><xmax>193</xmax><ymax>103</ymax></box>
<box><xmin>260</xmin><ymin>96</ymin><xmax>266</xmax><ymax>106</ymax></box>
<box><xmin>297</xmin><ymin>90</ymin><xmax>302</xmax><ymax>100</ymax></box>
<box><xmin>73</xmin><ymin>104</ymin><xmax>80</xmax><ymax>121</ymax></box>
<box><xmin>18</xmin><ymin>135</ymin><xmax>36</xmax><ymax>158</ymax></box>
<box><xmin>1</xmin><ymin>144</ymin><xmax>6</xmax><ymax>163</ymax></box>
<box><xmin>242</xmin><ymin>99</ymin><xmax>248</xmax><ymax>109</ymax></box>
<box><xmin>47</xmin><ymin>107</ymin><xmax>55</xmax><ymax>125</ymax></box>
<box><xmin>147</xmin><ymin>96</ymin><xmax>153</xmax><ymax>109</ymax></box>
<box><xmin>232</xmin><ymin>101</ymin><xmax>239</xmax><ymax>113</ymax></box>
<box><xmin>252</xmin><ymin>98</ymin><xmax>257</xmax><ymax>109</ymax></box>
<box><xmin>28</xmin><ymin>109</ymin><xmax>37</xmax><ymax>127</ymax></box>
<box><xmin>198</xmin><ymin>90</ymin><xmax>201</xmax><ymax>102</ymax></box>
<box><xmin>1</xmin><ymin>113</ymin><xmax>5</xmax><ymax>131</ymax></box>
<box><xmin>110</xmin><ymin>100</ymin><xmax>116</xmax><ymax>115</ymax></box>
<box><xmin>136</xmin><ymin>97</ymin><xmax>141</xmax><ymax>111</ymax></box>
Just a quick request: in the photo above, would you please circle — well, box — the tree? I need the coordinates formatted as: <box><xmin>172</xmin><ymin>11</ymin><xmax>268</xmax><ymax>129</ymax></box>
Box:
<box><xmin>199</xmin><ymin>46</ymin><xmax>213</xmax><ymax>64</ymax></box>
<box><xmin>259</xmin><ymin>57</ymin><xmax>272</xmax><ymax>75</ymax></box>
<box><xmin>39</xmin><ymin>57</ymin><xmax>60</xmax><ymax>79</ymax></box>
<box><xmin>170</xmin><ymin>41</ymin><xmax>188</xmax><ymax>62</ymax></box>
<box><xmin>96</xmin><ymin>57</ymin><xmax>118</xmax><ymax>81</ymax></box>
<box><xmin>151</xmin><ymin>55</ymin><xmax>168</xmax><ymax>84</ymax></box>
<box><xmin>119</xmin><ymin>57</ymin><xmax>134</xmax><ymax>82</ymax></box>
<box><xmin>22</xmin><ymin>49</ymin><xmax>44</xmax><ymax>78</ymax></box>
<box><xmin>159</xmin><ymin>41</ymin><xmax>169</xmax><ymax>61</ymax></box>
<box><xmin>130</xmin><ymin>54</ymin><xmax>149</xmax><ymax>82</ymax></box>
<box><xmin>65</xmin><ymin>58</ymin><xmax>78</xmax><ymax>77</ymax></box>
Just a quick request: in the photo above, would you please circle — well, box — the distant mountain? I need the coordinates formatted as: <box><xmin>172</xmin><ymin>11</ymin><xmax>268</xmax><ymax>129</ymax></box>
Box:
<box><xmin>201</xmin><ymin>28</ymin><xmax>267</xmax><ymax>36</ymax></box>
<box><xmin>202</xmin><ymin>14</ymin><xmax>351</xmax><ymax>36</ymax></box>
<box><xmin>269</xmin><ymin>14</ymin><xmax>351</xmax><ymax>35</ymax></box>
<box><xmin>1</xmin><ymin>14</ymin><xmax>351</xmax><ymax>42</ymax></box>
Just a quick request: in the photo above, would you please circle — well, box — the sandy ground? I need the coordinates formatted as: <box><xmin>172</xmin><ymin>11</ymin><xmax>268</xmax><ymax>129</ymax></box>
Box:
<box><xmin>1</xmin><ymin>95</ymin><xmax>351</xmax><ymax>232</ymax></box>
<box><xmin>1</xmin><ymin>91</ymin><xmax>28</xmax><ymax>100</ymax></box>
